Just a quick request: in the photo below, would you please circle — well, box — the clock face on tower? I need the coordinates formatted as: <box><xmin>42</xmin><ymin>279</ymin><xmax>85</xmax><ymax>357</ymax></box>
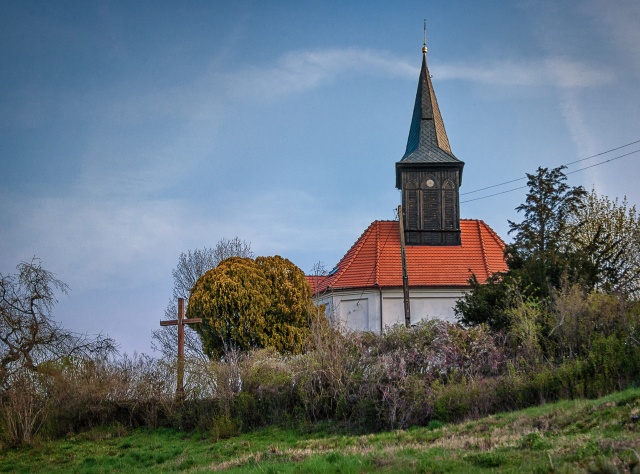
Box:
<box><xmin>426</xmin><ymin>179</ymin><xmax>434</xmax><ymax>188</ymax></box>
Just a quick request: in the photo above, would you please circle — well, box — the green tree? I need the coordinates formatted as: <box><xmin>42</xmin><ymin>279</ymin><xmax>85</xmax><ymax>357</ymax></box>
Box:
<box><xmin>187</xmin><ymin>256</ymin><xmax>313</xmax><ymax>359</ymax></box>
<box><xmin>506</xmin><ymin>166</ymin><xmax>587</xmax><ymax>298</ymax></box>
<box><xmin>152</xmin><ymin>237</ymin><xmax>253</xmax><ymax>359</ymax></box>
<box><xmin>256</xmin><ymin>256</ymin><xmax>314</xmax><ymax>354</ymax></box>
<box><xmin>456</xmin><ymin>166</ymin><xmax>587</xmax><ymax>330</ymax></box>
<box><xmin>455</xmin><ymin>274</ymin><xmax>511</xmax><ymax>331</ymax></box>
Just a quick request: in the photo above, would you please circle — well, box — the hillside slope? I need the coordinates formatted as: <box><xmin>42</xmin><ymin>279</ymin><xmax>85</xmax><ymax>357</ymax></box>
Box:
<box><xmin>1</xmin><ymin>387</ymin><xmax>639</xmax><ymax>473</ymax></box>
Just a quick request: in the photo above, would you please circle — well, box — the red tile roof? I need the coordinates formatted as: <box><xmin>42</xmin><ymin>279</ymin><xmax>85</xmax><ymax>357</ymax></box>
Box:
<box><xmin>309</xmin><ymin>220</ymin><xmax>507</xmax><ymax>295</ymax></box>
<box><xmin>305</xmin><ymin>275</ymin><xmax>326</xmax><ymax>289</ymax></box>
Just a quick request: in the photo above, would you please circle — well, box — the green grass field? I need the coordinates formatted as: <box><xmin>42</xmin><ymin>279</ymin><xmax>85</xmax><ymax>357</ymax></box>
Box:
<box><xmin>2</xmin><ymin>387</ymin><xmax>639</xmax><ymax>473</ymax></box>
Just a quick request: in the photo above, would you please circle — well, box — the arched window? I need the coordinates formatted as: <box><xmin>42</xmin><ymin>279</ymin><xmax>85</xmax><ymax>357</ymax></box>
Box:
<box><xmin>404</xmin><ymin>179</ymin><xmax>419</xmax><ymax>230</ymax></box>
<box><xmin>442</xmin><ymin>180</ymin><xmax>457</xmax><ymax>230</ymax></box>
<box><xmin>420</xmin><ymin>175</ymin><xmax>439</xmax><ymax>230</ymax></box>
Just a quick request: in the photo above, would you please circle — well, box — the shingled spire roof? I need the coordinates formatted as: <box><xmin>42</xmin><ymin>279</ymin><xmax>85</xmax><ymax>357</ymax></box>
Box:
<box><xmin>397</xmin><ymin>50</ymin><xmax>462</xmax><ymax>179</ymax></box>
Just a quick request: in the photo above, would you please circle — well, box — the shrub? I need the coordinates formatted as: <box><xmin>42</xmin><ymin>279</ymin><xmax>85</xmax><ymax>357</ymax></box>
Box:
<box><xmin>0</xmin><ymin>371</ymin><xmax>48</xmax><ymax>447</ymax></box>
<box><xmin>188</xmin><ymin>256</ymin><xmax>314</xmax><ymax>358</ymax></box>
<box><xmin>549</xmin><ymin>284</ymin><xmax>632</xmax><ymax>360</ymax></box>
<box><xmin>2</xmin><ymin>290</ymin><xmax>639</xmax><ymax>443</ymax></box>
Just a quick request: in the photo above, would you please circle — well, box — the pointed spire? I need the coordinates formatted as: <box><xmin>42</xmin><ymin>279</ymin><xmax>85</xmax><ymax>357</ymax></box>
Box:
<box><xmin>422</xmin><ymin>19</ymin><xmax>428</xmax><ymax>54</ymax></box>
<box><xmin>395</xmin><ymin>27</ymin><xmax>465</xmax><ymax>245</ymax></box>
<box><xmin>400</xmin><ymin>37</ymin><xmax>460</xmax><ymax>165</ymax></box>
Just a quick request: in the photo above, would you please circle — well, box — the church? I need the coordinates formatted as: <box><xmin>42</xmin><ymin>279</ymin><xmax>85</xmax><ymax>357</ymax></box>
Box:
<box><xmin>309</xmin><ymin>41</ymin><xmax>508</xmax><ymax>332</ymax></box>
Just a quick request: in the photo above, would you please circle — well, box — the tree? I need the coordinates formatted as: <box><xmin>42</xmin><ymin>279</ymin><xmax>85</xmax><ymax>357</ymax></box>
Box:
<box><xmin>152</xmin><ymin>237</ymin><xmax>253</xmax><ymax>359</ymax></box>
<box><xmin>256</xmin><ymin>256</ymin><xmax>315</xmax><ymax>353</ymax></box>
<box><xmin>455</xmin><ymin>273</ymin><xmax>511</xmax><ymax>331</ymax></box>
<box><xmin>187</xmin><ymin>255</ymin><xmax>314</xmax><ymax>359</ymax></box>
<box><xmin>506</xmin><ymin>166</ymin><xmax>587</xmax><ymax>298</ymax></box>
<box><xmin>0</xmin><ymin>259</ymin><xmax>115</xmax><ymax>388</ymax></box>
<box><xmin>566</xmin><ymin>190</ymin><xmax>640</xmax><ymax>297</ymax></box>
<box><xmin>508</xmin><ymin>166</ymin><xmax>586</xmax><ymax>257</ymax></box>
<box><xmin>456</xmin><ymin>166</ymin><xmax>587</xmax><ymax>329</ymax></box>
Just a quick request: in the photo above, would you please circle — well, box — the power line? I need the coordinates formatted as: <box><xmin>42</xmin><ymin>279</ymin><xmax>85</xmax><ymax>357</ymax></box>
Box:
<box><xmin>462</xmin><ymin>185</ymin><xmax>528</xmax><ymax>204</ymax></box>
<box><xmin>461</xmin><ymin>139</ymin><xmax>640</xmax><ymax>197</ymax></box>
<box><xmin>564</xmin><ymin>139</ymin><xmax>640</xmax><ymax>166</ymax></box>
<box><xmin>565</xmin><ymin>149</ymin><xmax>640</xmax><ymax>176</ymax></box>
<box><xmin>461</xmin><ymin>148</ymin><xmax>640</xmax><ymax>204</ymax></box>
<box><xmin>460</xmin><ymin>142</ymin><xmax>640</xmax><ymax>204</ymax></box>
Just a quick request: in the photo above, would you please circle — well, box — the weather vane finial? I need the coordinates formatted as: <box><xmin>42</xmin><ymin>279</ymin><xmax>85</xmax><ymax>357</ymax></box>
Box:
<box><xmin>422</xmin><ymin>19</ymin><xmax>428</xmax><ymax>54</ymax></box>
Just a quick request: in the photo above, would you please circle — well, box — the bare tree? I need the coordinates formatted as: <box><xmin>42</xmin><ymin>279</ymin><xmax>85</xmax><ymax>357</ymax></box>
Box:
<box><xmin>152</xmin><ymin>237</ymin><xmax>253</xmax><ymax>359</ymax></box>
<box><xmin>0</xmin><ymin>259</ymin><xmax>115</xmax><ymax>388</ymax></box>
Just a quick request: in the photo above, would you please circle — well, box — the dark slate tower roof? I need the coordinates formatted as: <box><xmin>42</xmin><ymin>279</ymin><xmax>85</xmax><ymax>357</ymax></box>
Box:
<box><xmin>395</xmin><ymin>41</ymin><xmax>465</xmax><ymax>246</ymax></box>
<box><xmin>395</xmin><ymin>50</ymin><xmax>463</xmax><ymax>189</ymax></box>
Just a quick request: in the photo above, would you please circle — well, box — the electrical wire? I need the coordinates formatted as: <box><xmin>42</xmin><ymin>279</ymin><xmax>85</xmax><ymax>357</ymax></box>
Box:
<box><xmin>461</xmin><ymin>139</ymin><xmax>640</xmax><ymax>197</ymax></box>
<box><xmin>460</xmin><ymin>142</ymin><xmax>640</xmax><ymax>204</ymax></box>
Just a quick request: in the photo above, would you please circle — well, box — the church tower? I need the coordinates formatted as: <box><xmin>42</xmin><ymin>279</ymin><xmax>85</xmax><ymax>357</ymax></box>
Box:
<box><xmin>395</xmin><ymin>40</ymin><xmax>464</xmax><ymax>246</ymax></box>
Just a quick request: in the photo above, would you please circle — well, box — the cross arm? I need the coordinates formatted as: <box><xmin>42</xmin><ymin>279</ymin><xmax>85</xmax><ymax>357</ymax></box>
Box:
<box><xmin>160</xmin><ymin>320</ymin><xmax>178</xmax><ymax>326</ymax></box>
<box><xmin>183</xmin><ymin>318</ymin><xmax>202</xmax><ymax>325</ymax></box>
<box><xmin>159</xmin><ymin>318</ymin><xmax>202</xmax><ymax>326</ymax></box>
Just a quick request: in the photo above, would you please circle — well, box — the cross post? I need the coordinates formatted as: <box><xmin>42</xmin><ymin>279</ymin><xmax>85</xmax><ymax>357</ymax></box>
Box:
<box><xmin>160</xmin><ymin>297</ymin><xmax>202</xmax><ymax>398</ymax></box>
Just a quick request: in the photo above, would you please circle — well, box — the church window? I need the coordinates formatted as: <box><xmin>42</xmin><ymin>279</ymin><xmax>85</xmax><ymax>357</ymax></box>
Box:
<box><xmin>442</xmin><ymin>180</ymin><xmax>456</xmax><ymax>230</ymax></box>
<box><xmin>406</xmin><ymin>190</ymin><xmax>419</xmax><ymax>230</ymax></box>
<box><xmin>422</xmin><ymin>188</ymin><xmax>440</xmax><ymax>230</ymax></box>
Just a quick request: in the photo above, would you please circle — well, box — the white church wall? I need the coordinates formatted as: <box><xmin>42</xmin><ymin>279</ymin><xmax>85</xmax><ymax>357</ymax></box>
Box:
<box><xmin>315</xmin><ymin>290</ymin><xmax>380</xmax><ymax>332</ymax></box>
<box><xmin>315</xmin><ymin>287</ymin><xmax>465</xmax><ymax>333</ymax></box>
<box><xmin>337</xmin><ymin>297</ymin><xmax>369</xmax><ymax>331</ymax></box>
<box><xmin>380</xmin><ymin>288</ymin><xmax>464</xmax><ymax>328</ymax></box>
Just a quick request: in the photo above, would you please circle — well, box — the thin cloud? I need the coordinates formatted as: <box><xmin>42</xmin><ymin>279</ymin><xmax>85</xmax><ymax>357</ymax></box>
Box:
<box><xmin>435</xmin><ymin>57</ymin><xmax>613</xmax><ymax>89</ymax></box>
<box><xmin>73</xmin><ymin>47</ymin><xmax>415</xmax><ymax>199</ymax></box>
<box><xmin>557</xmin><ymin>88</ymin><xmax>599</xmax><ymax>160</ymax></box>
<box><xmin>587</xmin><ymin>0</ymin><xmax>640</xmax><ymax>78</ymax></box>
<box><xmin>436</xmin><ymin>55</ymin><xmax>614</xmax><ymax>173</ymax></box>
<box><xmin>220</xmin><ymin>48</ymin><xmax>416</xmax><ymax>101</ymax></box>
<box><xmin>0</xmin><ymin>192</ymin><xmax>189</xmax><ymax>289</ymax></box>
<box><xmin>95</xmin><ymin>48</ymin><xmax>415</xmax><ymax>123</ymax></box>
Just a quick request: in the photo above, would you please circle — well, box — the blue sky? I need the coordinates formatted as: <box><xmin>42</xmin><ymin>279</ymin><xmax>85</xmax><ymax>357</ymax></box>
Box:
<box><xmin>2</xmin><ymin>1</ymin><xmax>639</xmax><ymax>355</ymax></box>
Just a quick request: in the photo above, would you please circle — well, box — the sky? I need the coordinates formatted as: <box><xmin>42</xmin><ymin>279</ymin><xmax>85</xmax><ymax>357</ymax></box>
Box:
<box><xmin>1</xmin><ymin>1</ymin><xmax>639</xmax><ymax>355</ymax></box>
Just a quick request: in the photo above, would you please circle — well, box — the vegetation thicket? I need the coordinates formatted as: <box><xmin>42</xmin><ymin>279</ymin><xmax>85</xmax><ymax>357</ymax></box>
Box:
<box><xmin>1</xmin><ymin>166</ymin><xmax>639</xmax><ymax>460</ymax></box>
<box><xmin>456</xmin><ymin>166</ymin><xmax>640</xmax><ymax>332</ymax></box>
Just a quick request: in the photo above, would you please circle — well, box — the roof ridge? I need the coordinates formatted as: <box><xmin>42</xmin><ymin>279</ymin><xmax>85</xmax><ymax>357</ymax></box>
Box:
<box><xmin>330</xmin><ymin>221</ymin><xmax>378</xmax><ymax>288</ymax></box>
<box><xmin>425</xmin><ymin>55</ymin><xmax>452</xmax><ymax>154</ymax></box>
<box><xmin>477</xmin><ymin>219</ymin><xmax>507</xmax><ymax>249</ymax></box>
<box><xmin>375</xmin><ymin>222</ymin><xmax>381</xmax><ymax>285</ymax></box>
<box><xmin>477</xmin><ymin>220</ymin><xmax>491</xmax><ymax>278</ymax></box>
<box><xmin>484</xmin><ymin>221</ymin><xmax>508</xmax><ymax>276</ymax></box>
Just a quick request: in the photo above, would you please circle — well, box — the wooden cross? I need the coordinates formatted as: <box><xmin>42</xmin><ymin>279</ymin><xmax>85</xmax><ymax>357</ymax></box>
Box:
<box><xmin>159</xmin><ymin>297</ymin><xmax>202</xmax><ymax>397</ymax></box>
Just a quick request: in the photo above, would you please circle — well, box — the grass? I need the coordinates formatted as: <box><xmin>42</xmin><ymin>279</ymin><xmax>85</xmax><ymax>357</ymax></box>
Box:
<box><xmin>1</xmin><ymin>387</ymin><xmax>639</xmax><ymax>473</ymax></box>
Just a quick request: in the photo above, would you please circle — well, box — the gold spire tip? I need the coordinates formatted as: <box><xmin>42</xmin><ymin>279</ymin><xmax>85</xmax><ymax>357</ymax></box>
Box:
<box><xmin>422</xmin><ymin>19</ymin><xmax>428</xmax><ymax>53</ymax></box>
